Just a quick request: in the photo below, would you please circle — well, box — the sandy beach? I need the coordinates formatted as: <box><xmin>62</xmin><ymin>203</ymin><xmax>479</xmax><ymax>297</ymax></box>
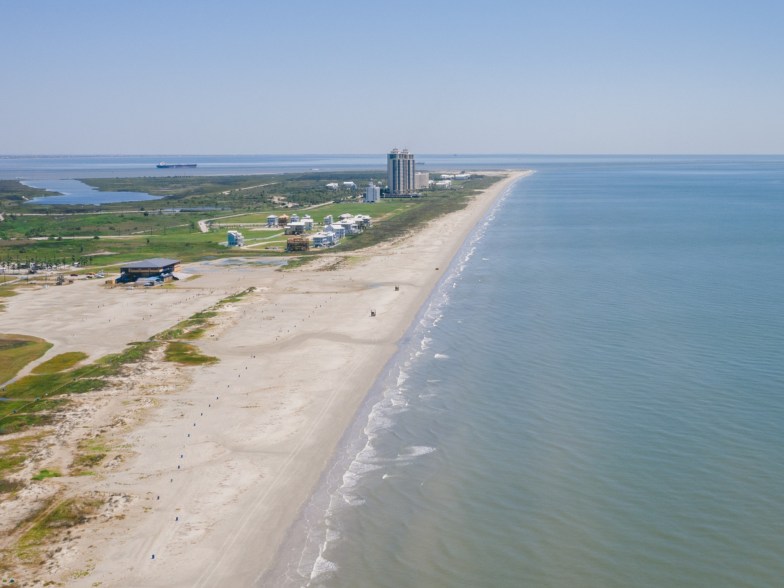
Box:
<box><xmin>0</xmin><ymin>170</ymin><xmax>530</xmax><ymax>586</ymax></box>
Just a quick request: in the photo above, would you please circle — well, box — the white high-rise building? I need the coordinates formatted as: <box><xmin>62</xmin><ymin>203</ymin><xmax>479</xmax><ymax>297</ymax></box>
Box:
<box><xmin>387</xmin><ymin>148</ymin><xmax>415</xmax><ymax>194</ymax></box>
<box><xmin>414</xmin><ymin>172</ymin><xmax>430</xmax><ymax>190</ymax></box>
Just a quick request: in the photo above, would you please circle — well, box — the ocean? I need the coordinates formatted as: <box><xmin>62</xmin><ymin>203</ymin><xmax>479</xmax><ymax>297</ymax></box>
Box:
<box><xmin>267</xmin><ymin>156</ymin><xmax>784</xmax><ymax>587</ymax></box>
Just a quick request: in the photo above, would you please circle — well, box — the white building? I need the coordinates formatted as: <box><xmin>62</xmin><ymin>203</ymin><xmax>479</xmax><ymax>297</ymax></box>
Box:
<box><xmin>342</xmin><ymin>181</ymin><xmax>356</xmax><ymax>189</ymax></box>
<box><xmin>326</xmin><ymin>182</ymin><xmax>339</xmax><ymax>190</ymax></box>
<box><xmin>354</xmin><ymin>214</ymin><xmax>373</xmax><ymax>228</ymax></box>
<box><xmin>266</xmin><ymin>215</ymin><xmax>278</xmax><ymax>227</ymax></box>
<box><xmin>434</xmin><ymin>180</ymin><xmax>452</xmax><ymax>188</ymax></box>
<box><xmin>365</xmin><ymin>182</ymin><xmax>381</xmax><ymax>203</ymax></box>
<box><xmin>414</xmin><ymin>172</ymin><xmax>430</xmax><ymax>190</ymax></box>
<box><xmin>325</xmin><ymin>224</ymin><xmax>346</xmax><ymax>239</ymax></box>
<box><xmin>312</xmin><ymin>232</ymin><xmax>336</xmax><ymax>247</ymax></box>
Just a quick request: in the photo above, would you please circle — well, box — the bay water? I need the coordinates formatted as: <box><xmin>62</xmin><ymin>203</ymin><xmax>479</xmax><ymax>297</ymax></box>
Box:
<box><xmin>278</xmin><ymin>158</ymin><xmax>784</xmax><ymax>588</ymax></box>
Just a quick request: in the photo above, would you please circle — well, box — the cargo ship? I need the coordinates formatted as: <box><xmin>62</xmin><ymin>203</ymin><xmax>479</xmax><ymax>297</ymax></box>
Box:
<box><xmin>156</xmin><ymin>162</ymin><xmax>197</xmax><ymax>169</ymax></box>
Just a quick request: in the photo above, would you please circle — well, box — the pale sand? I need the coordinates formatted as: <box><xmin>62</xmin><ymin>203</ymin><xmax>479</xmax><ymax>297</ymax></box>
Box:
<box><xmin>0</xmin><ymin>170</ymin><xmax>531</xmax><ymax>586</ymax></box>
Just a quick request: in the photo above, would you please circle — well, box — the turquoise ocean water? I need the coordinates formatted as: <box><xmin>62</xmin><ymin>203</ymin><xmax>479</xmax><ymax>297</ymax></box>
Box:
<box><xmin>268</xmin><ymin>157</ymin><xmax>784</xmax><ymax>588</ymax></box>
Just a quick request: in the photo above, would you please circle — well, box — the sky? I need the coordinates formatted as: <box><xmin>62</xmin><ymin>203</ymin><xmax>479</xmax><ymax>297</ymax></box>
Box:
<box><xmin>2</xmin><ymin>0</ymin><xmax>783</xmax><ymax>154</ymax></box>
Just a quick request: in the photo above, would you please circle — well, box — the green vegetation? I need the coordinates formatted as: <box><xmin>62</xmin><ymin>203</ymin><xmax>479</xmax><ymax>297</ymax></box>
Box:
<box><xmin>0</xmin><ymin>170</ymin><xmax>503</xmax><ymax>271</ymax></box>
<box><xmin>163</xmin><ymin>342</ymin><xmax>218</xmax><ymax>365</ymax></box>
<box><xmin>154</xmin><ymin>288</ymin><xmax>252</xmax><ymax>342</ymax></box>
<box><xmin>0</xmin><ymin>334</ymin><xmax>52</xmax><ymax>384</ymax></box>
<box><xmin>0</xmin><ymin>287</ymin><xmax>19</xmax><ymax>312</ymax></box>
<box><xmin>31</xmin><ymin>469</ymin><xmax>61</xmax><ymax>481</ymax></box>
<box><xmin>0</xmin><ymin>435</ymin><xmax>41</xmax><ymax>496</ymax></box>
<box><xmin>279</xmin><ymin>256</ymin><xmax>314</xmax><ymax>271</ymax></box>
<box><xmin>71</xmin><ymin>437</ymin><xmax>109</xmax><ymax>475</ymax></box>
<box><xmin>218</xmin><ymin>287</ymin><xmax>255</xmax><ymax>304</ymax></box>
<box><xmin>155</xmin><ymin>311</ymin><xmax>217</xmax><ymax>341</ymax></box>
<box><xmin>31</xmin><ymin>352</ymin><xmax>88</xmax><ymax>375</ymax></box>
<box><xmin>17</xmin><ymin>496</ymin><xmax>104</xmax><ymax>560</ymax></box>
<box><xmin>0</xmin><ymin>342</ymin><xmax>159</xmax><ymax>435</ymax></box>
<box><xmin>0</xmin><ymin>180</ymin><xmax>56</xmax><ymax>205</ymax></box>
<box><xmin>0</xmin><ymin>287</ymin><xmax>254</xmax><ymax>436</ymax></box>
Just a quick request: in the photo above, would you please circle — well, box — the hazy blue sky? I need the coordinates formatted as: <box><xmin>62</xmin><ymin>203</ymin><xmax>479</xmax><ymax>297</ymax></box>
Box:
<box><xmin>3</xmin><ymin>0</ymin><xmax>783</xmax><ymax>154</ymax></box>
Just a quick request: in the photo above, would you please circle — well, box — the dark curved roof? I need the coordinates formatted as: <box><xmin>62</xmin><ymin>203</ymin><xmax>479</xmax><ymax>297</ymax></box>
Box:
<box><xmin>120</xmin><ymin>258</ymin><xmax>181</xmax><ymax>270</ymax></box>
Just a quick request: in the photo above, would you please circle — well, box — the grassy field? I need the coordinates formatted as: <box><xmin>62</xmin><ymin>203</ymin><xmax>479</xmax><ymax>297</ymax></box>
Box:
<box><xmin>0</xmin><ymin>334</ymin><xmax>52</xmax><ymax>384</ymax></box>
<box><xmin>0</xmin><ymin>174</ymin><xmax>500</xmax><ymax>272</ymax></box>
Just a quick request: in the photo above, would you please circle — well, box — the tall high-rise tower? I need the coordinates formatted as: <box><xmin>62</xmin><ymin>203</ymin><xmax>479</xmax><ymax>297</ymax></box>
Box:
<box><xmin>387</xmin><ymin>148</ymin><xmax>415</xmax><ymax>195</ymax></box>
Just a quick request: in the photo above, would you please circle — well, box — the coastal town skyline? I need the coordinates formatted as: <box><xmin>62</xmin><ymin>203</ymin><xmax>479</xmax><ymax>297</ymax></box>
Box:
<box><xmin>3</xmin><ymin>0</ymin><xmax>783</xmax><ymax>155</ymax></box>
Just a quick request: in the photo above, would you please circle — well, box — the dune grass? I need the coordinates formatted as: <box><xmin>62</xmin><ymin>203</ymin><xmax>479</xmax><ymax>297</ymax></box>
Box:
<box><xmin>31</xmin><ymin>352</ymin><xmax>88</xmax><ymax>375</ymax></box>
<box><xmin>0</xmin><ymin>435</ymin><xmax>43</xmax><ymax>496</ymax></box>
<box><xmin>163</xmin><ymin>342</ymin><xmax>218</xmax><ymax>365</ymax></box>
<box><xmin>70</xmin><ymin>437</ymin><xmax>110</xmax><ymax>475</ymax></box>
<box><xmin>17</xmin><ymin>496</ymin><xmax>104</xmax><ymax>561</ymax></box>
<box><xmin>0</xmin><ymin>341</ymin><xmax>160</xmax><ymax>435</ymax></box>
<box><xmin>31</xmin><ymin>469</ymin><xmax>61</xmax><ymax>481</ymax></box>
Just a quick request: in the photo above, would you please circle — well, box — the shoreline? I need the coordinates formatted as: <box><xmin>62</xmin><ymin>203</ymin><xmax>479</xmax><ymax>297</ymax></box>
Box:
<box><xmin>0</xmin><ymin>170</ymin><xmax>531</xmax><ymax>586</ymax></box>
<box><xmin>262</xmin><ymin>173</ymin><xmax>525</xmax><ymax>585</ymax></box>
<box><xmin>210</xmin><ymin>169</ymin><xmax>532</xmax><ymax>586</ymax></box>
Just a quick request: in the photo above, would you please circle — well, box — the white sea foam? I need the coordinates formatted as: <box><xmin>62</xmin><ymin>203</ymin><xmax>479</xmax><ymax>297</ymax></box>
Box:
<box><xmin>399</xmin><ymin>445</ymin><xmax>437</xmax><ymax>459</ymax></box>
<box><xmin>340</xmin><ymin>493</ymin><xmax>365</xmax><ymax>507</ymax></box>
<box><xmin>364</xmin><ymin>413</ymin><xmax>393</xmax><ymax>436</ymax></box>
<box><xmin>325</xmin><ymin>528</ymin><xmax>341</xmax><ymax>543</ymax></box>
<box><xmin>298</xmin><ymin>183</ymin><xmax>507</xmax><ymax>585</ymax></box>
<box><xmin>309</xmin><ymin>556</ymin><xmax>338</xmax><ymax>580</ymax></box>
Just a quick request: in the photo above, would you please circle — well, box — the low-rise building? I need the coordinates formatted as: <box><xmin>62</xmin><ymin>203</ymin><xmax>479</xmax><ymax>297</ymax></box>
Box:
<box><xmin>325</xmin><ymin>224</ymin><xmax>346</xmax><ymax>239</ymax></box>
<box><xmin>285</xmin><ymin>221</ymin><xmax>305</xmax><ymax>235</ymax></box>
<box><xmin>312</xmin><ymin>232</ymin><xmax>336</xmax><ymax>247</ymax></box>
<box><xmin>118</xmin><ymin>258</ymin><xmax>181</xmax><ymax>283</ymax></box>
<box><xmin>227</xmin><ymin>230</ymin><xmax>245</xmax><ymax>247</ymax></box>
